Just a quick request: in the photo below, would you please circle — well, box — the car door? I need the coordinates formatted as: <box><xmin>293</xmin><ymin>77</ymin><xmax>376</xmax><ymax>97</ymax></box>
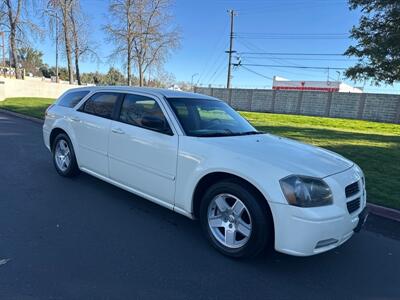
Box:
<box><xmin>71</xmin><ymin>91</ymin><xmax>121</xmax><ymax>177</ymax></box>
<box><xmin>108</xmin><ymin>93</ymin><xmax>178</xmax><ymax>205</ymax></box>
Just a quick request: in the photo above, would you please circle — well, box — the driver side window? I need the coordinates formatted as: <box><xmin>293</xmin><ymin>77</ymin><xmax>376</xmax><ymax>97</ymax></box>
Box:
<box><xmin>119</xmin><ymin>94</ymin><xmax>173</xmax><ymax>135</ymax></box>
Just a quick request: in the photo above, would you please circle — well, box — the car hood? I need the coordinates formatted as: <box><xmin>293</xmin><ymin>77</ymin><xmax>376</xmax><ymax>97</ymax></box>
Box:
<box><xmin>202</xmin><ymin>134</ymin><xmax>354</xmax><ymax>178</ymax></box>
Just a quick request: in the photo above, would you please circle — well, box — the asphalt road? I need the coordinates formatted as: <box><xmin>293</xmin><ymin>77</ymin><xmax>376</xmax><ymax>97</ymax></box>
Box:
<box><xmin>0</xmin><ymin>111</ymin><xmax>399</xmax><ymax>300</ymax></box>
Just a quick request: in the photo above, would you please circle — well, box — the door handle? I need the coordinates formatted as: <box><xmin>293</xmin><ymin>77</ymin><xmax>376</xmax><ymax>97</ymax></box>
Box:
<box><xmin>111</xmin><ymin>128</ymin><xmax>125</xmax><ymax>134</ymax></box>
<box><xmin>70</xmin><ymin>116</ymin><xmax>80</xmax><ymax>122</ymax></box>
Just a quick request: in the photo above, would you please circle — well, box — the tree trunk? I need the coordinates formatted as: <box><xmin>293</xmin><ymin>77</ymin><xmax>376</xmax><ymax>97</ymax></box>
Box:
<box><xmin>9</xmin><ymin>28</ymin><xmax>21</xmax><ymax>79</ymax></box>
<box><xmin>138</xmin><ymin>63</ymin><xmax>144</xmax><ymax>86</ymax></box>
<box><xmin>65</xmin><ymin>37</ymin><xmax>73</xmax><ymax>84</ymax></box>
<box><xmin>127</xmin><ymin>48</ymin><xmax>132</xmax><ymax>85</ymax></box>
<box><xmin>74</xmin><ymin>50</ymin><xmax>81</xmax><ymax>85</ymax></box>
<box><xmin>62</xmin><ymin>6</ymin><xmax>74</xmax><ymax>84</ymax></box>
<box><xmin>71</xmin><ymin>10</ymin><xmax>81</xmax><ymax>85</ymax></box>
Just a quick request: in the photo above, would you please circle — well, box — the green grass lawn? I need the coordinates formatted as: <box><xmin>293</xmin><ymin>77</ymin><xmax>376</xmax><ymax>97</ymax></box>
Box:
<box><xmin>1</xmin><ymin>97</ymin><xmax>399</xmax><ymax>209</ymax></box>
<box><xmin>0</xmin><ymin>97</ymin><xmax>55</xmax><ymax>119</ymax></box>
<box><xmin>242</xmin><ymin>112</ymin><xmax>400</xmax><ymax>210</ymax></box>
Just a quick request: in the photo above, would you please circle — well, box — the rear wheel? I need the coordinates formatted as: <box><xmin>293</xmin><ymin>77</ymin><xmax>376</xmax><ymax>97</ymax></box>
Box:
<box><xmin>200</xmin><ymin>179</ymin><xmax>272</xmax><ymax>258</ymax></box>
<box><xmin>52</xmin><ymin>133</ymin><xmax>79</xmax><ymax>177</ymax></box>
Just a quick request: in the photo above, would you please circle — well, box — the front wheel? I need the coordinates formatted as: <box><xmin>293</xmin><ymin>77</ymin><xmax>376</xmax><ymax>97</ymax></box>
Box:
<box><xmin>52</xmin><ymin>133</ymin><xmax>80</xmax><ymax>177</ymax></box>
<box><xmin>200</xmin><ymin>179</ymin><xmax>272</xmax><ymax>258</ymax></box>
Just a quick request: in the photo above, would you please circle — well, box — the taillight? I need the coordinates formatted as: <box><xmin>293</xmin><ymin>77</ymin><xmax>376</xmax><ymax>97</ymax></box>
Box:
<box><xmin>45</xmin><ymin>104</ymin><xmax>54</xmax><ymax>117</ymax></box>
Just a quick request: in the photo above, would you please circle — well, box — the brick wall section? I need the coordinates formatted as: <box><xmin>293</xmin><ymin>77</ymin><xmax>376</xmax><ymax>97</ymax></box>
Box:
<box><xmin>194</xmin><ymin>87</ymin><xmax>400</xmax><ymax>124</ymax></box>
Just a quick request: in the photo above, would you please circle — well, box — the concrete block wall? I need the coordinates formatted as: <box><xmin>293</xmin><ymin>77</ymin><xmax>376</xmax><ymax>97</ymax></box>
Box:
<box><xmin>251</xmin><ymin>90</ymin><xmax>274</xmax><ymax>112</ymax></box>
<box><xmin>194</xmin><ymin>87</ymin><xmax>400</xmax><ymax>124</ymax></box>
<box><xmin>300</xmin><ymin>91</ymin><xmax>329</xmax><ymax>116</ymax></box>
<box><xmin>0</xmin><ymin>77</ymin><xmax>76</xmax><ymax>101</ymax></box>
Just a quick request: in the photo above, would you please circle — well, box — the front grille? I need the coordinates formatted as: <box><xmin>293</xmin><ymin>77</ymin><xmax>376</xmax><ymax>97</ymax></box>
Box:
<box><xmin>345</xmin><ymin>181</ymin><xmax>360</xmax><ymax>198</ymax></box>
<box><xmin>347</xmin><ymin>198</ymin><xmax>360</xmax><ymax>214</ymax></box>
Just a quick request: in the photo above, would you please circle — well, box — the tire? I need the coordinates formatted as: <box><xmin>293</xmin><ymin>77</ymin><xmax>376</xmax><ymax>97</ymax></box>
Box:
<box><xmin>52</xmin><ymin>133</ymin><xmax>80</xmax><ymax>177</ymax></box>
<box><xmin>200</xmin><ymin>179</ymin><xmax>272</xmax><ymax>258</ymax></box>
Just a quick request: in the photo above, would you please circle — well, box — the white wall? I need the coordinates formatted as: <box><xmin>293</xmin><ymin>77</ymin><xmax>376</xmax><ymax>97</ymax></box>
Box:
<box><xmin>0</xmin><ymin>77</ymin><xmax>77</xmax><ymax>101</ymax></box>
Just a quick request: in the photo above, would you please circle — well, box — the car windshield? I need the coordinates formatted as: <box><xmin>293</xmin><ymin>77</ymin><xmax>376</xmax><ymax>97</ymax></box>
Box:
<box><xmin>166</xmin><ymin>97</ymin><xmax>262</xmax><ymax>137</ymax></box>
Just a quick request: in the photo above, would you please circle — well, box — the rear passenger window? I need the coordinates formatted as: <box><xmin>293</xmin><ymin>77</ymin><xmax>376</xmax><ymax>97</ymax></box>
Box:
<box><xmin>81</xmin><ymin>92</ymin><xmax>120</xmax><ymax>119</ymax></box>
<box><xmin>58</xmin><ymin>90</ymin><xmax>89</xmax><ymax>108</ymax></box>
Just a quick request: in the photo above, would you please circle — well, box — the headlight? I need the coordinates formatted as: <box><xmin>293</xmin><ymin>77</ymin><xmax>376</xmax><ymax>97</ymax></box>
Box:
<box><xmin>279</xmin><ymin>175</ymin><xmax>333</xmax><ymax>207</ymax></box>
<box><xmin>354</xmin><ymin>164</ymin><xmax>365</xmax><ymax>188</ymax></box>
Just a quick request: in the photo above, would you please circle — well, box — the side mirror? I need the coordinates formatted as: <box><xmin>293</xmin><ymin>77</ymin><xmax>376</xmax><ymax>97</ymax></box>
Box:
<box><xmin>141</xmin><ymin>115</ymin><xmax>172</xmax><ymax>135</ymax></box>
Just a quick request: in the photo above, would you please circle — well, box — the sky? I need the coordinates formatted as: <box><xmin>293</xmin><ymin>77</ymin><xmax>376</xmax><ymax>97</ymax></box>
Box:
<box><xmin>35</xmin><ymin>0</ymin><xmax>399</xmax><ymax>94</ymax></box>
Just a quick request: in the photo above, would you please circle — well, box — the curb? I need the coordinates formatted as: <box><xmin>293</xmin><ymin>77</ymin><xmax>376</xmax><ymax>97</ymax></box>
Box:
<box><xmin>367</xmin><ymin>203</ymin><xmax>400</xmax><ymax>223</ymax></box>
<box><xmin>0</xmin><ymin>109</ymin><xmax>44</xmax><ymax>124</ymax></box>
<box><xmin>1</xmin><ymin>108</ymin><xmax>399</xmax><ymax>222</ymax></box>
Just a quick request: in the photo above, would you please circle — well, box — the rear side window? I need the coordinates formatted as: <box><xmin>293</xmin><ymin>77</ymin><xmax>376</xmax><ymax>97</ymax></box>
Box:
<box><xmin>80</xmin><ymin>92</ymin><xmax>120</xmax><ymax>119</ymax></box>
<box><xmin>58</xmin><ymin>90</ymin><xmax>89</xmax><ymax>108</ymax></box>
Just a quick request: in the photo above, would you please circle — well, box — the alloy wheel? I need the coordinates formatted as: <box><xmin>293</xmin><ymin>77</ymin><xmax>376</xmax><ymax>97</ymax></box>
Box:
<box><xmin>55</xmin><ymin>139</ymin><xmax>71</xmax><ymax>172</ymax></box>
<box><xmin>207</xmin><ymin>193</ymin><xmax>252</xmax><ymax>249</ymax></box>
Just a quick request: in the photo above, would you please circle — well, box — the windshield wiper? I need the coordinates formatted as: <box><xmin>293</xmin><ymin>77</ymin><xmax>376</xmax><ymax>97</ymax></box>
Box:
<box><xmin>237</xmin><ymin>131</ymin><xmax>264</xmax><ymax>136</ymax></box>
<box><xmin>195</xmin><ymin>130</ymin><xmax>264</xmax><ymax>137</ymax></box>
<box><xmin>196</xmin><ymin>132</ymin><xmax>237</xmax><ymax>137</ymax></box>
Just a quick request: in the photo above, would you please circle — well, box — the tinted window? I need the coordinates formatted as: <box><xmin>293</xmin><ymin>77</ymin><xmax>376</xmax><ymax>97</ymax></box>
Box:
<box><xmin>166</xmin><ymin>98</ymin><xmax>258</xmax><ymax>137</ymax></box>
<box><xmin>58</xmin><ymin>90</ymin><xmax>89</xmax><ymax>108</ymax></box>
<box><xmin>119</xmin><ymin>94</ymin><xmax>172</xmax><ymax>134</ymax></box>
<box><xmin>81</xmin><ymin>92</ymin><xmax>119</xmax><ymax>119</ymax></box>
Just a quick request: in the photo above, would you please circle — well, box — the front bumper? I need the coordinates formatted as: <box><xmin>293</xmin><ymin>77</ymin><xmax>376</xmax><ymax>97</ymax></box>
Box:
<box><xmin>354</xmin><ymin>207</ymin><xmax>368</xmax><ymax>233</ymax></box>
<box><xmin>270</xmin><ymin>167</ymin><xmax>367</xmax><ymax>256</ymax></box>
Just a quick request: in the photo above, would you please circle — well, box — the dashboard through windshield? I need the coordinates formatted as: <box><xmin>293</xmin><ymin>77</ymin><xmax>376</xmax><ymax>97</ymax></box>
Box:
<box><xmin>166</xmin><ymin>97</ymin><xmax>261</xmax><ymax>137</ymax></box>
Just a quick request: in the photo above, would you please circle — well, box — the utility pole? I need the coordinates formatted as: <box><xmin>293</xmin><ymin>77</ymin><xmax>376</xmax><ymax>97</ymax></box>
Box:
<box><xmin>0</xmin><ymin>32</ymin><xmax>5</xmax><ymax>67</ymax></box>
<box><xmin>327</xmin><ymin>67</ymin><xmax>330</xmax><ymax>83</ymax></box>
<box><xmin>55</xmin><ymin>12</ymin><xmax>59</xmax><ymax>83</ymax></box>
<box><xmin>226</xmin><ymin>9</ymin><xmax>236</xmax><ymax>89</ymax></box>
<box><xmin>191</xmin><ymin>73</ymin><xmax>199</xmax><ymax>91</ymax></box>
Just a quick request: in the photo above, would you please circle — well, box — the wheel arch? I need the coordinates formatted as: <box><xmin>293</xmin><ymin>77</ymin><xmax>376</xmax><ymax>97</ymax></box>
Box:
<box><xmin>192</xmin><ymin>172</ymin><xmax>274</xmax><ymax>224</ymax></box>
<box><xmin>49</xmin><ymin>127</ymin><xmax>69</xmax><ymax>150</ymax></box>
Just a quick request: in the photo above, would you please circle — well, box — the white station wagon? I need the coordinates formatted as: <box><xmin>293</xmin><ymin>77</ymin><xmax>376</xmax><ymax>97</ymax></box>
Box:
<box><xmin>43</xmin><ymin>87</ymin><xmax>368</xmax><ymax>258</ymax></box>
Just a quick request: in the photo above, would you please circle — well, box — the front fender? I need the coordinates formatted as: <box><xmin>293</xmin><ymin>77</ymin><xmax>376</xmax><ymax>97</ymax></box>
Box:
<box><xmin>173</xmin><ymin>137</ymin><xmax>289</xmax><ymax>216</ymax></box>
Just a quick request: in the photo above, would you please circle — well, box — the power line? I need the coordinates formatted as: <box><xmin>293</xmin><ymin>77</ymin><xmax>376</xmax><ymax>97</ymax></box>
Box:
<box><xmin>237</xmin><ymin>52</ymin><xmax>346</xmax><ymax>56</ymax></box>
<box><xmin>209</xmin><ymin>58</ymin><xmax>227</xmax><ymax>84</ymax></box>
<box><xmin>239</xmin><ymin>56</ymin><xmax>357</xmax><ymax>62</ymax></box>
<box><xmin>238</xmin><ymin>65</ymin><xmax>322</xmax><ymax>88</ymax></box>
<box><xmin>236</xmin><ymin>1</ymin><xmax>348</xmax><ymax>15</ymax></box>
<box><xmin>234</xmin><ymin>35</ymin><xmax>348</xmax><ymax>40</ymax></box>
<box><xmin>240</xmin><ymin>65</ymin><xmax>273</xmax><ymax>80</ymax></box>
<box><xmin>197</xmin><ymin>20</ymin><xmax>230</xmax><ymax>85</ymax></box>
<box><xmin>235</xmin><ymin>32</ymin><xmax>348</xmax><ymax>35</ymax></box>
<box><xmin>234</xmin><ymin>63</ymin><xmax>347</xmax><ymax>70</ymax></box>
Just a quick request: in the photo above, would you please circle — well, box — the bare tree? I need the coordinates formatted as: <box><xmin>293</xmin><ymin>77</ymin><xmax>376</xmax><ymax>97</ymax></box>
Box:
<box><xmin>104</xmin><ymin>0</ymin><xmax>135</xmax><ymax>85</ymax></box>
<box><xmin>69</xmin><ymin>1</ymin><xmax>99</xmax><ymax>85</ymax></box>
<box><xmin>0</xmin><ymin>0</ymin><xmax>42</xmax><ymax>79</ymax></box>
<box><xmin>46</xmin><ymin>0</ymin><xmax>74</xmax><ymax>84</ymax></box>
<box><xmin>45</xmin><ymin>0</ymin><xmax>98</xmax><ymax>85</ymax></box>
<box><xmin>104</xmin><ymin>0</ymin><xmax>180</xmax><ymax>86</ymax></box>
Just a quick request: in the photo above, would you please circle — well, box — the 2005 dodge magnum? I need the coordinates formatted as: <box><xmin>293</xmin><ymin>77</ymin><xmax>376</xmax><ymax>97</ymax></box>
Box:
<box><xmin>43</xmin><ymin>87</ymin><xmax>368</xmax><ymax>258</ymax></box>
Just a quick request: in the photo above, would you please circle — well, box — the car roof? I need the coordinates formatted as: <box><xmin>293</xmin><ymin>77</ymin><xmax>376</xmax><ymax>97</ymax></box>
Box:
<box><xmin>65</xmin><ymin>86</ymin><xmax>219</xmax><ymax>101</ymax></box>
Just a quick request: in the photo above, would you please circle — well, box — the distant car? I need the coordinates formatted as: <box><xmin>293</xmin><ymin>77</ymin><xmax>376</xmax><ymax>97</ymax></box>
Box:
<box><xmin>43</xmin><ymin>87</ymin><xmax>368</xmax><ymax>258</ymax></box>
